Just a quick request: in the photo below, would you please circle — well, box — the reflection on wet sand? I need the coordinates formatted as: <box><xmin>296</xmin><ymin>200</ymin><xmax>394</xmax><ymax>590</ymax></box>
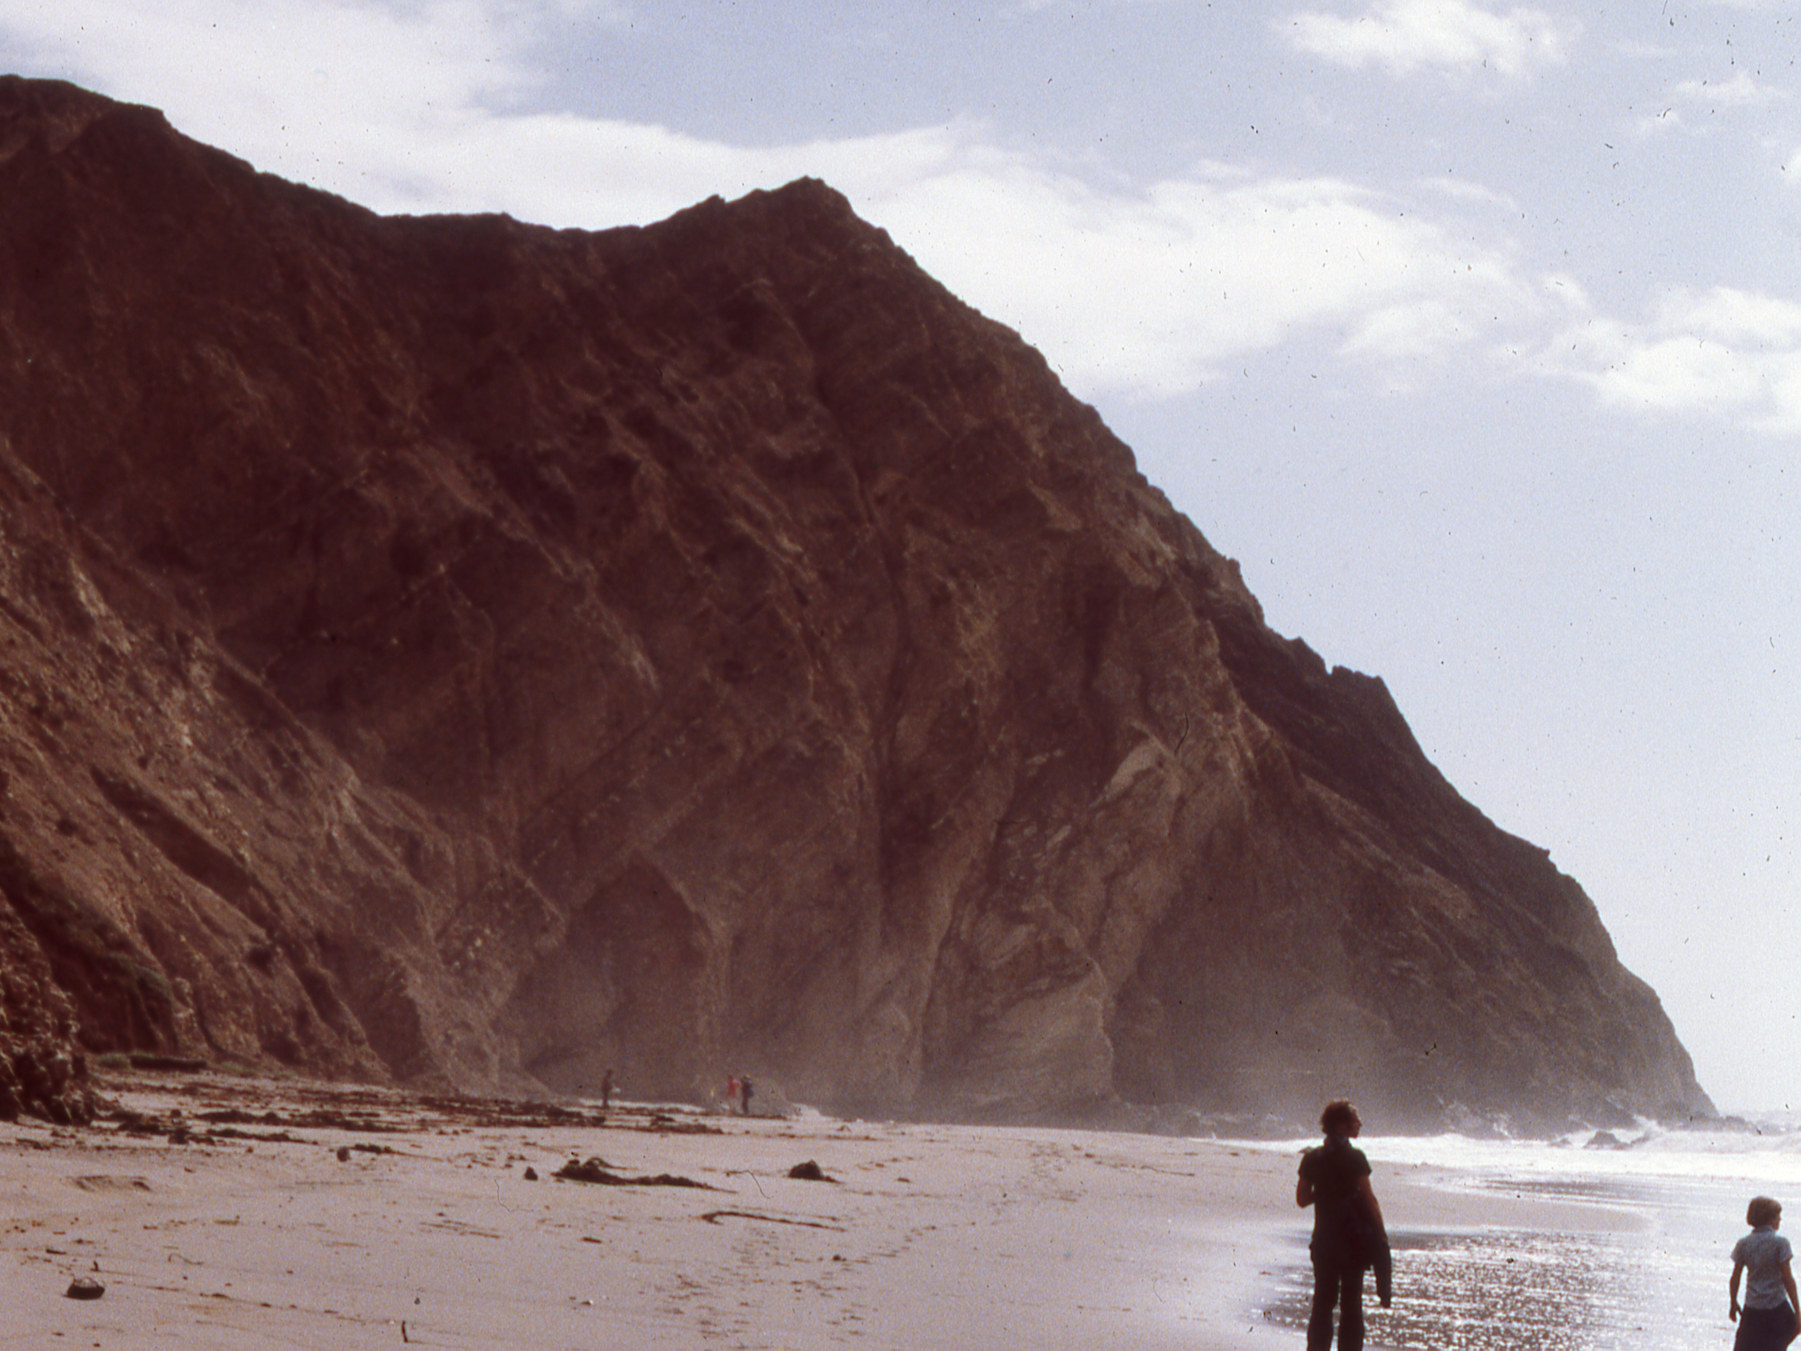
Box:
<box><xmin>1264</xmin><ymin>1172</ymin><xmax>1733</xmax><ymax>1351</ymax></box>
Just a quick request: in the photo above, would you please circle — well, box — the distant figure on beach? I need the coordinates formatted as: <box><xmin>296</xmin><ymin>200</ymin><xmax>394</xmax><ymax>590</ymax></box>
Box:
<box><xmin>740</xmin><ymin>1076</ymin><xmax>754</xmax><ymax>1117</ymax></box>
<box><xmin>1730</xmin><ymin>1195</ymin><xmax>1800</xmax><ymax>1350</ymax></box>
<box><xmin>727</xmin><ymin>1075</ymin><xmax>740</xmax><ymax>1114</ymax></box>
<box><xmin>600</xmin><ymin>1068</ymin><xmax>615</xmax><ymax>1110</ymax></box>
<box><xmin>1296</xmin><ymin>1100</ymin><xmax>1391</xmax><ymax>1351</ymax></box>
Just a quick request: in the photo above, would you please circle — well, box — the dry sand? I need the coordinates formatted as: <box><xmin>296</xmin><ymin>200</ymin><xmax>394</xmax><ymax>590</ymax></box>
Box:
<box><xmin>0</xmin><ymin>1072</ymin><xmax>1644</xmax><ymax>1349</ymax></box>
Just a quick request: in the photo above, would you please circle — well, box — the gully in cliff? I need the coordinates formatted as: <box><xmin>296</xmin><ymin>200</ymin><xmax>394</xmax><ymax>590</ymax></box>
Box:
<box><xmin>1296</xmin><ymin>1100</ymin><xmax>1393</xmax><ymax>1351</ymax></box>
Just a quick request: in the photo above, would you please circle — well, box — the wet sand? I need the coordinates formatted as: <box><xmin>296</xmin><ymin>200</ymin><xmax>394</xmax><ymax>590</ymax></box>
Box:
<box><xmin>0</xmin><ymin>1072</ymin><xmax>1648</xmax><ymax>1349</ymax></box>
<box><xmin>1268</xmin><ymin>1155</ymin><xmax>1737</xmax><ymax>1351</ymax></box>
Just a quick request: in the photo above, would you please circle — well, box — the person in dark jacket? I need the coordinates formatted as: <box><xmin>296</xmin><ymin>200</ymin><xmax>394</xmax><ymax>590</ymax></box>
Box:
<box><xmin>1296</xmin><ymin>1100</ymin><xmax>1391</xmax><ymax>1351</ymax></box>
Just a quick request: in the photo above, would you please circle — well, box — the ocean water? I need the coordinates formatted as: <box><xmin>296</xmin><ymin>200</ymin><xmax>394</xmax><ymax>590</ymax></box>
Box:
<box><xmin>1246</xmin><ymin>1119</ymin><xmax>1801</xmax><ymax>1351</ymax></box>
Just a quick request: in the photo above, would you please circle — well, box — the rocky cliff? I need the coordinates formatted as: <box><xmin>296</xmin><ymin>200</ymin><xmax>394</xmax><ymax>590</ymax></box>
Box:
<box><xmin>0</xmin><ymin>76</ymin><xmax>1710</xmax><ymax>1131</ymax></box>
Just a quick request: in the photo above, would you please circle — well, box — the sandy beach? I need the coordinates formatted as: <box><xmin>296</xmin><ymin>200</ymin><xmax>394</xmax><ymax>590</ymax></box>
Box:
<box><xmin>0</xmin><ymin>1071</ymin><xmax>1649</xmax><ymax>1350</ymax></box>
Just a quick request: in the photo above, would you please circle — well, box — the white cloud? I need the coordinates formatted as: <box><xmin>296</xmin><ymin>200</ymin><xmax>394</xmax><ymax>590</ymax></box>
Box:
<box><xmin>7</xmin><ymin>0</ymin><xmax>530</xmax><ymax>115</ymax></box>
<box><xmin>0</xmin><ymin>0</ymin><xmax>634</xmax><ymax>173</ymax></box>
<box><xmin>1546</xmin><ymin>287</ymin><xmax>1801</xmax><ymax>433</ymax></box>
<box><xmin>1282</xmin><ymin>0</ymin><xmax>1577</xmax><ymax>78</ymax></box>
<box><xmin>1641</xmin><ymin>70</ymin><xmax>1786</xmax><ymax>135</ymax></box>
<box><xmin>1657</xmin><ymin>287</ymin><xmax>1801</xmax><ymax>346</ymax></box>
<box><xmin>846</xmin><ymin>155</ymin><xmax>1543</xmax><ymax>396</ymax></box>
<box><xmin>1674</xmin><ymin>70</ymin><xmax>1785</xmax><ymax>107</ymax></box>
<box><xmin>1428</xmin><ymin>176</ymin><xmax>1523</xmax><ymax>213</ymax></box>
<box><xmin>0</xmin><ymin>0</ymin><xmax>705</xmax><ymax>220</ymax></box>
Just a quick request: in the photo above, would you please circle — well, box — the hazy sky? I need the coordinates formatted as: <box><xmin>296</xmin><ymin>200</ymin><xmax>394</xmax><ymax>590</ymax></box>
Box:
<box><xmin>3</xmin><ymin>0</ymin><xmax>1797</xmax><ymax>1115</ymax></box>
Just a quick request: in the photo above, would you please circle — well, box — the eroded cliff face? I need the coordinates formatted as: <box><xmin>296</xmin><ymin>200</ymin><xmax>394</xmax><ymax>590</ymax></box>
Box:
<box><xmin>0</xmin><ymin>76</ymin><xmax>1710</xmax><ymax>1130</ymax></box>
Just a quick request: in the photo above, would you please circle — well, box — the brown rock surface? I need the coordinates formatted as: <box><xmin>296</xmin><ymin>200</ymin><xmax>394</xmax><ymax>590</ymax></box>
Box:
<box><xmin>0</xmin><ymin>76</ymin><xmax>1710</xmax><ymax>1131</ymax></box>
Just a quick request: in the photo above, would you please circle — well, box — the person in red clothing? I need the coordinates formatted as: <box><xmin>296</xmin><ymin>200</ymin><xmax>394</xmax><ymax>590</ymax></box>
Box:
<box><xmin>1296</xmin><ymin>1100</ymin><xmax>1391</xmax><ymax>1351</ymax></box>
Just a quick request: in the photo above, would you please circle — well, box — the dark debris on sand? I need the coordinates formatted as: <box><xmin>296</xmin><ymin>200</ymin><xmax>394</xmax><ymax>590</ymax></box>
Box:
<box><xmin>93</xmin><ymin>1068</ymin><xmax>725</xmax><ymax>1143</ymax></box>
<box><xmin>554</xmin><ymin>1156</ymin><xmax>715</xmax><ymax>1189</ymax></box>
<box><xmin>82</xmin><ymin>1068</ymin><xmax>734</xmax><ymax>1193</ymax></box>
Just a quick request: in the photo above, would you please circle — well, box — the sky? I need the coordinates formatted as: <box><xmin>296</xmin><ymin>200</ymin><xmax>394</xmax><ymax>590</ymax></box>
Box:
<box><xmin>1</xmin><ymin>0</ymin><xmax>1797</xmax><ymax>1115</ymax></box>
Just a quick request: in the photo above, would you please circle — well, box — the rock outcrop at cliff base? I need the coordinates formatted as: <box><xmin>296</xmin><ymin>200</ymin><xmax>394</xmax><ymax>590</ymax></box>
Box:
<box><xmin>0</xmin><ymin>75</ymin><xmax>1711</xmax><ymax>1132</ymax></box>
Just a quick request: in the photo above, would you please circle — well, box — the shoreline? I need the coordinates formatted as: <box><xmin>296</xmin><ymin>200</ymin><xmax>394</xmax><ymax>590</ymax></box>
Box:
<box><xmin>0</xmin><ymin>1072</ymin><xmax>1653</xmax><ymax>1349</ymax></box>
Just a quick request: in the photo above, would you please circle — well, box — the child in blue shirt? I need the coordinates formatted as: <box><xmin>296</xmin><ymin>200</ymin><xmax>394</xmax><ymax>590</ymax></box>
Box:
<box><xmin>1731</xmin><ymin>1195</ymin><xmax>1800</xmax><ymax>1350</ymax></box>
